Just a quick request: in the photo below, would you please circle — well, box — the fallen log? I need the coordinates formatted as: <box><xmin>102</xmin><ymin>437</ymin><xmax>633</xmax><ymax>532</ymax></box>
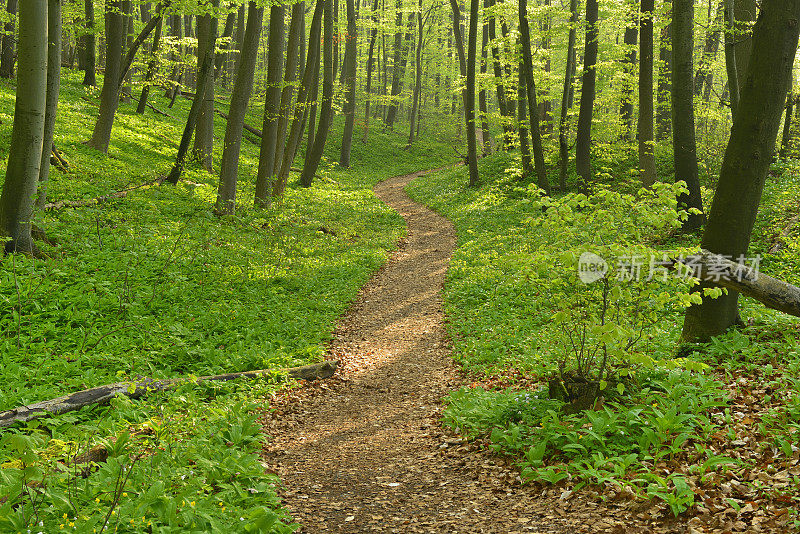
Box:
<box><xmin>215</xmin><ymin>109</ymin><xmax>263</xmax><ymax>138</ymax></box>
<box><xmin>43</xmin><ymin>179</ymin><xmax>158</xmax><ymax>210</ymax></box>
<box><xmin>673</xmin><ymin>250</ymin><xmax>800</xmax><ymax>317</ymax></box>
<box><xmin>0</xmin><ymin>360</ymin><xmax>338</xmax><ymax>428</ymax></box>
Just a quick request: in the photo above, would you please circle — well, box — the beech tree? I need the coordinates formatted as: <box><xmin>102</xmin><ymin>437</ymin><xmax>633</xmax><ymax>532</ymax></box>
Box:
<box><xmin>575</xmin><ymin>0</ymin><xmax>599</xmax><ymax>192</ymax></box>
<box><xmin>638</xmin><ymin>0</ymin><xmax>656</xmax><ymax>187</ymax></box>
<box><xmin>0</xmin><ymin>0</ymin><xmax>47</xmax><ymax>254</ymax></box>
<box><xmin>682</xmin><ymin>0</ymin><xmax>800</xmax><ymax>342</ymax></box>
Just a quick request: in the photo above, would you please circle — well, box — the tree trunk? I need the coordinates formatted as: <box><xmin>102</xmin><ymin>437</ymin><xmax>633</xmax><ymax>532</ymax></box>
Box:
<box><xmin>164</xmin><ymin>45</ymin><xmax>215</xmax><ymax>185</ymax></box>
<box><xmin>386</xmin><ymin>9</ymin><xmax>414</xmax><ymax>130</ymax></box>
<box><xmin>518</xmin><ymin>0</ymin><xmax>550</xmax><ymax>194</ymax></box>
<box><xmin>558</xmin><ymin>0</ymin><xmax>579</xmax><ymax>191</ymax></box>
<box><xmin>136</xmin><ymin>14</ymin><xmax>163</xmax><ymax>114</ymax></box>
<box><xmin>672</xmin><ymin>0</ymin><xmax>704</xmax><ymax>232</ymax></box>
<box><xmin>339</xmin><ymin>0</ymin><xmax>358</xmax><ymax>165</ymax></box>
<box><xmin>82</xmin><ymin>0</ymin><xmax>96</xmax><ymax>85</ymax></box>
<box><xmin>518</xmin><ymin>64</ymin><xmax>534</xmax><ymax>180</ymax></box>
<box><xmin>656</xmin><ymin>10</ymin><xmax>672</xmax><ymax>140</ymax></box>
<box><xmin>35</xmin><ymin>0</ymin><xmax>61</xmax><ymax>211</ymax></box>
<box><xmin>361</xmin><ymin>0</ymin><xmax>380</xmax><ymax>143</ymax></box>
<box><xmin>120</xmin><ymin>0</ymin><xmax>133</xmax><ymax>103</ymax></box>
<box><xmin>299</xmin><ymin>0</ymin><xmax>334</xmax><ymax>188</ymax></box>
<box><xmin>619</xmin><ymin>8</ymin><xmax>637</xmax><ymax>139</ymax></box>
<box><xmin>723</xmin><ymin>0</ymin><xmax>740</xmax><ymax>118</ymax></box>
<box><xmin>0</xmin><ymin>0</ymin><xmax>47</xmax><ymax>254</ymax></box>
<box><xmin>407</xmin><ymin>0</ymin><xmax>422</xmax><ymax>147</ymax></box>
<box><xmin>0</xmin><ymin>0</ymin><xmax>17</xmax><ymax>78</ymax></box>
<box><xmin>488</xmin><ymin>0</ymin><xmax>513</xmax><ymax>150</ymax></box>
<box><xmin>275</xmin><ymin>0</ymin><xmax>323</xmax><ymax>196</ymax></box>
<box><xmin>192</xmin><ymin>2</ymin><xmax>217</xmax><ymax>172</ymax></box>
<box><xmin>638</xmin><ymin>0</ymin><xmax>656</xmax><ymax>187</ymax></box>
<box><xmin>780</xmin><ymin>94</ymin><xmax>795</xmax><ymax>159</ymax></box>
<box><xmin>214</xmin><ymin>10</ymin><xmax>237</xmax><ymax>78</ymax></box>
<box><xmin>216</xmin><ymin>1</ymin><xmax>264</xmax><ymax>215</ymax></box>
<box><xmin>682</xmin><ymin>0</ymin><xmax>800</xmax><ymax>342</ymax></box>
<box><xmin>275</xmin><ymin>1</ymin><xmax>304</xmax><ymax>173</ymax></box>
<box><xmin>478</xmin><ymin>0</ymin><xmax>490</xmax><ymax>154</ymax></box>
<box><xmin>575</xmin><ymin>0</ymin><xmax>598</xmax><ymax>193</ymax></box>
<box><xmin>694</xmin><ymin>1</ymin><xmax>723</xmax><ymax>100</ymax></box>
<box><xmin>230</xmin><ymin>4</ymin><xmax>246</xmax><ymax>82</ymax></box>
<box><xmin>87</xmin><ymin>0</ymin><xmax>124</xmax><ymax>153</ymax></box>
<box><xmin>254</xmin><ymin>4</ymin><xmax>285</xmax><ymax>206</ymax></box>
<box><xmin>450</xmin><ymin>0</ymin><xmax>478</xmax><ymax>186</ymax></box>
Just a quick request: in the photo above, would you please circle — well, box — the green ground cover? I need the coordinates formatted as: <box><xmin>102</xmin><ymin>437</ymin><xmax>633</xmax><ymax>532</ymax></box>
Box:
<box><xmin>0</xmin><ymin>70</ymin><xmax>455</xmax><ymax>532</ymax></box>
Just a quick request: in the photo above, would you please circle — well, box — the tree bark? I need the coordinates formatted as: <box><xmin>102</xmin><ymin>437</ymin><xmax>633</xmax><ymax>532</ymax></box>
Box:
<box><xmin>362</xmin><ymin>0</ymin><xmax>380</xmax><ymax>143</ymax></box>
<box><xmin>656</xmin><ymin>7</ymin><xmax>672</xmax><ymax>140</ymax></box>
<box><xmin>619</xmin><ymin>7</ymin><xmax>637</xmax><ymax>139</ymax></box>
<box><xmin>450</xmin><ymin>0</ymin><xmax>479</xmax><ymax>186</ymax></box>
<box><xmin>82</xmin><ymin>0</ymin><xmax>96</xmax><ymax>85</ymax></box>
<box><xmin>0</xmin><ymin>0</ymin><xmax>17</xmax><ymax>78</ymax></box>
<box><xmin>136</xmin><ymin>13</ymin><xmax>163</xmax><ymax>114</ymax></box>
<box><xmin>86</xmin><ymin>0</ymin><xmax>124</xmax><ymax>153</ymax></box>
<box><xmin>682</xmin><ymin>0</ymin><xmax>800</xmax><ymax>342</ymax></box>
<box><xmin>407</xmin><ymin>0</ymin><xmax>422</xmax><ymax>147</ymax></box>
<box><xmin>694</xmin><ymin>1</ymin><xmax>723</xmax><ymax>100</ymax></box>
<box><xmin>216</xmin><ymin>1</ymin><xmax>264</xmax><ymax>215</ymax></box>
<box><xmin>35</xmin><ymin>0</ymin><xmax>61</xmax><ymax>211</ymax></box>
<box><xmin>339</xmin><ymin>0</ymin><xmax>358</xmax><ymax>165</ymax></box>
<box><xmin>478</xmin><ymin>0</ymin><xmax>490</xmax><ymax>153</ymax></box>
<box><xmin>300</xmin><ymin>0</ymin><xmax>334</xmax><ymax>188</ymax></box>
<box><xmin>275</xmin><ymin>0</ymin><xmax>323</xmax><ymax>196</ymax></box>
<box><xmin>558</xmin><ymin>0</ymin><xmax>579</xmax><ymax>191</ymax></box>
<box><xmin>0</xmin><ymin>0</ymin><xmax>47</xmax><ymax>254</ymax></box>
<box><xmin>192</xmin><ymin>2</ymin><xmax>218</xmax><ymax>172</ymax></box>
<box><xmin>575</xmin><ymin>0</ymin><xmax>598</xmax><ymax>193</ymax></box>
<box><xmin>723</xmin><ymin>0</ymin><xmax>740</xmax><ymax>118</ymax></box>
<box><xmin>672</xmin><ymin>0</ymin><xmax>704</xmax><ymax>232</ymax></box>
<box><xmin>638</xmin><ymin>0</ymin><xmax>656</xmax><ymax>187</ymax></box>
<box><xmin>386</xmin><ymin>9</ymin><xmax>414</xmax><ymax>130</ymax></box>
<box><xmin>254</xmin><ymin>4</ymin><xmax>285</xmax><ymax>206</ymax></box>
<box><xmin>275</xmin><ymin>2</ymin><xmax>304</xmax><ymax>173</ymax></box>
<box><xmin>780</xmin><ymin>94</ymin><xmax>796</xmax><ymax>160</ymax></box>
<box><xmin>518</xmin><ymin>0</ymin><xmax>549</xmax><ymax>194</ymax></box>
<box><xmin>488</xmin><ymin>0</ymin><xmax>513</xmax><ymax>149</ymax></box>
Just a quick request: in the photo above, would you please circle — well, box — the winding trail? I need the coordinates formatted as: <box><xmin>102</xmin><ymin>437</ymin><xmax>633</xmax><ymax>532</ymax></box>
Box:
<box><xmin>261</xmin><ymin>170</ymin><xmax>571</xmax><ymax>533</ymax></box>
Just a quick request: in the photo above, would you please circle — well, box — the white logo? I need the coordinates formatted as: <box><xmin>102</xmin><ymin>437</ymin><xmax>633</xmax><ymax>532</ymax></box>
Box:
<box><xmin>578</xmin><ymin>252</ymin><xmax>608</xmax><ymax>284</ymax></box>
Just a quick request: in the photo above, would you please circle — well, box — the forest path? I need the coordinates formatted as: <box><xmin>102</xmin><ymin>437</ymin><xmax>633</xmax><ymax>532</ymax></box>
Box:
<box><xmin>261</xmin><ymin>170</ymin><xmax>570</xmax><ymax>533</ymax></box>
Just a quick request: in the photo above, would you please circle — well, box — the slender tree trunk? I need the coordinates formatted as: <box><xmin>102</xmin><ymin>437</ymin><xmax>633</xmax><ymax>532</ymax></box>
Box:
<box><xmin>276</xmin><ymin>0</ymin><xmax>323</xmax><ymax>196</ymax></box>
<box><xmin>386</xmin><ymin>8</ymin><xmax>414</xmax><ymax>129</ymax></box>
<box><xmin>656</xmin><ymin>9</ymin><xmax>672</xmax><ymax>140</ymax></box>
<box><xmin>120</xmin><ymin>0</ymin><xmax>133</xmax><ymax>103</ymax></box>
<box><xmin>682</xmin><ymin>0</ymin><xmax>800</xmax><ymax>342</ymax></box>
<box><xmin>165</xmin><ymin>43</ymin><xmax>215</xmax><ymax>185</ymax></box>
<box><xmin>340</xmin><ymin>0</ymin><xmax>358</xmax><ymax>165</ymax></box>
<box><xmin>478</xmin><ymin>0</ymin><xmax>490</xmax><ymax>154</ymax></box>
<box><xmin>558</xmin><ymin>0</ymin><xmax>578</xmax><ymax>191</ymax></box>
<box><xmin>449</xmin><ymin>0</ymin><xmax>478</xmax><ymax>186</ymax></box>
<box><xmin>538</xmin><ymin>0</ymin><xmax>552</xmax><ymax>134</ymax></box>
<box><xmin>230</xmin><ymin>4</ymin><xmax>246</xmax><ymax>82</ymax></box>
<box><xmin>136</xmin><ymin>14</ymin><xmax>163</xmax><ymax>114</ymax></box>
<box><xmin>518</xmin><ymin>64</ymin><xmax>534</xmax><ymax>180</ymax></box>
<box><xmin>362</xmin><ymin>0</ymin><xmax>380</xmax><ymax>143</ymax></box>
<box><xmin>407</xmin><ymin>0</ymin><xmax>422</xmax><ymax>147</ymax></box>
<box><xmin>781</xmin><ymin>94</ymin><xmax>796</xmax><ymax>159</ymax></box>
<box><xmin>300</xmin><ymin>0</ymin><xmax>334</xmax><ymax>188</ymax></box>
<box><xmin>214</xmin><ymin>10</ymin><xmax>237</xmax><ymax>77</ymax></box>
<box><xmin>695</xmin><ymin>1</ymin><xmax>723</xmax><ymax>100</ymax></box>
<box><xmin>193</xmin><ymin>2</ymin><xmax>218</xmax><ymax>172</ymax></box>
<box><xmin>254</xmin><ymin>4</ymin><xmax>285</xmax><ymax>205</ymax></box>
<box><xmin>723</xmin><ymin>0</ymin><xmax>739</xmax><ymax>118</ymax></box>
<box><xmin>672</xmin><ymin>0</ymin><xmax>704</xmax><ymax>232</ymax></box>
<box><xmin>488</xmin><ymin>0</ymin><xmax>512</xmax><ymax>149</ymax></box>
<box><xmin>0</xmin><ymin>0</ymin><xmax>47</xmax><ymax>254</ymax></box>
<box><xmin>82</xmin><ymin>0</ymin><xmax>96</xmax><ymax>85</ymax></box>
<box><xmin>87</xmin><ymin>0</ymin><xmax>124</xmax><ymax>153</ymax></box>
<box><xmin>216</xmin><ymin>1</ymin><xmax>264</xmax><ymax>215</ymax></box>
<box><xmin>35</xmin><ymin>0</ymin><xmax>61</xmax><ymax>210</ymax></box>
<box><xmin>0</xmin><ymin>0</ymin><xmax>18</xmax><ymax>78</ymax></box>
<box><xmin>165</xmin><ymin>14</ymin><xmax>182</xmax><ymax>101</ymax></box>
<box><xmin>575</xmin><ymin>0</ymin><xmax>599</xmax><ymax>193</ymax></box>
<box><xmin>519</xmin><ymin>0</ymin><xmax>549</xmax><ymax>194</ymax></box>
<box><xmin>619</xmin><ymin>7</ymin><xmax>637</xmax><ymax>139</ymax></box>
<box><xmin>275</xmin><ymin>1</ymin><xmax>304</xmax><ymax>171</ymax></box>
<box><xmin>638</xmin><ymin>0</ymin><xmax>656</xmax><ymax>187</ymax></box>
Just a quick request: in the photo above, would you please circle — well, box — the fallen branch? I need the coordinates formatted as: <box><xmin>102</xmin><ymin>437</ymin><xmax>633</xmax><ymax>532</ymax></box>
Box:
<box><xmin>215</xmin><ymin>109</ymin><xmax>263</xmax><ymax>138</ymax></box>
<box><xmin>0</xmin><ymin>360</ymin><xmax>338</xmax><ymax>428</ymax></box>
<box><xmin>130</xmin><ymin>94</ymin><xmax>175</xmax><ymax>118</ymax></box>
<box><xmin>43</xmin><ymin>179</ymin><xmax>158</xmax><ymax>210</ymax></box>
<box><xmin>673</xmin><ymin>250</ymin><xmax>800</xmax><ymax>317</ymax></box>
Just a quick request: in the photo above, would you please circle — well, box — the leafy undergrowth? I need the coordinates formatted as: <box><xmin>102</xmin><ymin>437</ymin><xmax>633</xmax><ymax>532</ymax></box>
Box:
<box><xmin>408</xmin><ymin>153</ymin><xmax>800</xmax><ymax>531</ymax></box>
<box><xmin>0</xmin><ymin>70</ymin><xmax>455</xmax><ymax>531</ymax></box>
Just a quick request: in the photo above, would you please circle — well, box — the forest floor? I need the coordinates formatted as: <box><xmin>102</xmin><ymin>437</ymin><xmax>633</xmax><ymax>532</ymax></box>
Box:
<box><xmin>259</xmin><ymin>169</ymin><xmax>644</xmax><ymax>533</ymax></box>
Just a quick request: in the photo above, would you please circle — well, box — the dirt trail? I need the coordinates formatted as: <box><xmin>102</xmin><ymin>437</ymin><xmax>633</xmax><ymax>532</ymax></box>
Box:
<box><xmin>261</xmin><ymin>170</ymin><xmax>572</xmax><ymax>533</ymax></box>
